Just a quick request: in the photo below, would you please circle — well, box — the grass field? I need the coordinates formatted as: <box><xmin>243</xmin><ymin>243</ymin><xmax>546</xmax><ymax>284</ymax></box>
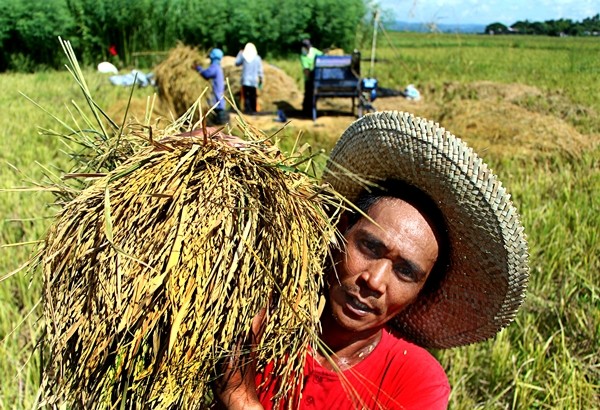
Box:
<box><xmin>1</xmin><ymin>32</ymin><xmax>599</xmax><ymax>409</ymax></box>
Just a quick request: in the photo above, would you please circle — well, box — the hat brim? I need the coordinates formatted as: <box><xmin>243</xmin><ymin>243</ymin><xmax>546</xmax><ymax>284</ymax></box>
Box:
<box><xmin>323</xmin><ymin>111</ymin><xmax>529</xmax><ymax>349</ymax></box>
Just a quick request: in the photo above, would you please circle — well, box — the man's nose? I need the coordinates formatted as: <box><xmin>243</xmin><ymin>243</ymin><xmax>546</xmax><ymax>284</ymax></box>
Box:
<box><xmin>361</xmin><ymin>260</ymin><xmax>387</xmax><ymax>295</ymax></box>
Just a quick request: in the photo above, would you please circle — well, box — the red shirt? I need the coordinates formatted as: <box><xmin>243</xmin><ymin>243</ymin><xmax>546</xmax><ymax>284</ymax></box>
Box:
<box><xmin>256</xmin><ymin>328</ymin><xmax>450</xmax><ymax>409</ymax></box>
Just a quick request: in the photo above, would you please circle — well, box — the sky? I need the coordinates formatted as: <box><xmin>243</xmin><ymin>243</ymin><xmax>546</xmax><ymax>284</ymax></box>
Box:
<box><xmin>378</xmin><ymin>0</ymin><xmax>600</xmax><ymax>25</ymax></box>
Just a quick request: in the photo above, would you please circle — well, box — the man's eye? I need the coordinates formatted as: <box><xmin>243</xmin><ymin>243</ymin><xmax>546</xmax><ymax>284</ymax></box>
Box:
<box><xmin>360</xmin><ymin>240</ymin><xmax>379</xmax><ymax>256</ymax></box>
<box><xmin>394</xmin><ymin>264</ymin><xmax>416</xmax><ymax>281</ymax></box>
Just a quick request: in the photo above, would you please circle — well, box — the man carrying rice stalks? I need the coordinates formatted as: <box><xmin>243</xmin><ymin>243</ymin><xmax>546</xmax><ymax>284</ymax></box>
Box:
<box><xmin>39</xmin><ymin>45</ymin><xmax>528</xmax><ymax>408</ymax></box>
<box><xmin>216</xmin><ymin>111</ymin><xmax>529</xmax><ymax>409</ymax></box>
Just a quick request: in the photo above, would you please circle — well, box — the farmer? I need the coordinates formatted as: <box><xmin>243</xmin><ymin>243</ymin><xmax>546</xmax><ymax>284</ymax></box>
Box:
<box><xmin>195</xmin><ymin>48</ymin><xmax>229</xmax><ymax>125</ymax></box>
<box><xmin>216</xmin><ymin>111</ymin><xmax>530</xmax><ymax>409</ymax></box>
<box><xmin>235</xmin><ymin>42</ymin><xmax>264</xmax><ymax>114</ymax></box>
<box><xmin>300</xmin><ymin>39</ymin><xmax>323</xmax><ymax>117</ymax></box>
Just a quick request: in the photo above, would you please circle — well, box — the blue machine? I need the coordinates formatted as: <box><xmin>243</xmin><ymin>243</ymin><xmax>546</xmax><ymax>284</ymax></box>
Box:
<box><xmin>312</xmin><ymin>51</ymin><xmax>377</xmax><ymax>120</ymax></box>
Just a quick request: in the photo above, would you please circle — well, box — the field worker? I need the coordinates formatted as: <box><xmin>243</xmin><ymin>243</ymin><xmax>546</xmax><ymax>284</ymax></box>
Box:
<box><xmin>235</xmin><ymin>42</ymin><xmax>264</xmax><ymax>114</ymax></box>
<box><xmin>215</xmin><ymin>111</ymin><xmax>530</xmax><ymax>409</ymax></box>
<box><xmin>195</xmin><ymin>48</ymin><xmax>229</xmax><ymax>125</ymax></box>
<box><xmin>300</xmin><ymin>38</ymin><xmax>323</xmax><ymax>117</ymax></box>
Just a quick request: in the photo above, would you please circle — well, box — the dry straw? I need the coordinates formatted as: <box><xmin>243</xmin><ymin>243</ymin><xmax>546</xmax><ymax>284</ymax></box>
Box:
<box><xmin>39</xmin><ymin>39</ymin><xmax>345</xmax><ymax>409</ymax></box>
<box><xmin>154</xmin><ymin>43</ymin><xmax>206</xmax><ymax>119</ymax></box>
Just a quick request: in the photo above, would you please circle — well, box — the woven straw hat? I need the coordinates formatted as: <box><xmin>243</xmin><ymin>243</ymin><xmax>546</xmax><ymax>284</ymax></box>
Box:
<box><xmin>323</xmin><ymin>111</ymin><xmax>530</xmax><ymax>349</ymax></box>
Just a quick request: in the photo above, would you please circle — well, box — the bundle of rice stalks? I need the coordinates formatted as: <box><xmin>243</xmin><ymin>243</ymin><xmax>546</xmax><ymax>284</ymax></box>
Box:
<box><xmin>153</xmin><ymin>43</ymin><xmax>208</xmax><ymax>118</ymax></box>
<box><xmin>39</xmin><ymin>39</ymin><xmax>345</xmax><ymax>409</ymax></box>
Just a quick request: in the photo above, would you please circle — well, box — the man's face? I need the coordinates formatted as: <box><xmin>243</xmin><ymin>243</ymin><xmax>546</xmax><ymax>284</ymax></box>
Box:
<box><xmin>327</xmin><ymin>197</ymin><xmax>439</xmax><ymax>334</ymax></box>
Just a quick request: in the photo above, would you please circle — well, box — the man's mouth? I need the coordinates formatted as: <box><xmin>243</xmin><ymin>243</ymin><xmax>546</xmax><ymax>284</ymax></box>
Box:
<box><xmin>345</xmin><ymin>293</ymin><xmax>376</xmax><ymax>316</ymax></box>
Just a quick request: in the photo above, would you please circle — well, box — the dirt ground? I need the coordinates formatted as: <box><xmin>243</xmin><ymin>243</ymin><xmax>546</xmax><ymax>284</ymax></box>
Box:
<box><xmin>226</xmin><ymin>94</ymin><xmax>432</xmax><ymax>145</ymax></box>
<box><xmin>230</xmin><ymin>83</ymin><xmax>599</xmax><ymax>159</ymax></box>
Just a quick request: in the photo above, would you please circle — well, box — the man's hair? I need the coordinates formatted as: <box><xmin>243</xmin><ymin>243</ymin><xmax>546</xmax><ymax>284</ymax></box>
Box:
<box><xmin>344</xmin><ymin>180</ymin><xmax>450</xmax><ymax>296</ymax></box>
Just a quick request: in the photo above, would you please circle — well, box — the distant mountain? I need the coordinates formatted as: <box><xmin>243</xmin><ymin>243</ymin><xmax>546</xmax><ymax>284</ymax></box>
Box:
<box><xmin>388</xmin><ymin>21</ymin><xmax>487</xmax><ymax>34</ymax></box>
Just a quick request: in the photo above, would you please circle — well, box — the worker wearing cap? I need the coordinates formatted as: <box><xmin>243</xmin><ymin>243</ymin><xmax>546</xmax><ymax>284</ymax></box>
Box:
<box><xmin>196</xmin><ymin>48</ymin><xmax>229</xmax><ymax>125</ymax></box>
<box><xmin>300</xmin><ymin>39</ymin><xmax>323</xmax><ymax>117</ymax></box>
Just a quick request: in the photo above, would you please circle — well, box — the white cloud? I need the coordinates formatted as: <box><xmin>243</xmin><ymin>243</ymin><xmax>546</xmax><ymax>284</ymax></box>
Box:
<box><xmin>378</xmin><ymin>0</ymin><xmax>600</xmax><ymax>24</ymax></box>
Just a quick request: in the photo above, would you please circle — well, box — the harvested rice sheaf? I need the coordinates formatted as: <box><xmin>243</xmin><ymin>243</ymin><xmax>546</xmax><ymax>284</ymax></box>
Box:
<box><xmin>154</xmin><ymin>43</ymin><xmax>205</xmax><ymax>118</ymax></box>
<box><xmin>41</xmin><ymin>129</ymin><xmax>342</xmax><ymax>409</ymax></box>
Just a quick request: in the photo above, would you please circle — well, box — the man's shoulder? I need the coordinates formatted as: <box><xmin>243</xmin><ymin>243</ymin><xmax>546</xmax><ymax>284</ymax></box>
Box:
<box><xmin>371</xmin><ymin>329</ymin><xmax>450</xmax><ymax>406</ymax></box>
<box><xmin>344</xmin><ymin>329</ymin><xmax>450</xmax><ymax>409</ymax></box>
<box><xmin>311</xmin><ymin>47</ymin><xmax>324</xmax><ymax>57</ymax></box>
<box><xmin>378</xmin><ymin>328</ymin><xmax>447</xmax><ymax>376</ymax></box>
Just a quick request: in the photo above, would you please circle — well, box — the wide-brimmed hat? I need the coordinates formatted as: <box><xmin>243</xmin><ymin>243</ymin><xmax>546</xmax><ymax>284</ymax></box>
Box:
<box><xmin>323</xmin><ymin>111</ymin><xmax>529</xmax><ymax>349</ymax></box>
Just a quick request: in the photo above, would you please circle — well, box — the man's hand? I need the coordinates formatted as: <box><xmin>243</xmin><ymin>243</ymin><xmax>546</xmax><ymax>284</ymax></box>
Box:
<box><xmin>214</xmin><ymin>309</ymin><xmax>267</xmax><ymax>410</ymax></box>
<box><xmin>169</xmin><ymin>129</ymin><xmax>247</xmax><ymax>148</ymax></box>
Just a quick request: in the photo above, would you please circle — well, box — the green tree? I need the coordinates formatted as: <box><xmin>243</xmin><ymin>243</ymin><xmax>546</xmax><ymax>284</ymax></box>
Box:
<box><xmin>581</xmin><ymin>14</ymin><xmax>600</xmax><ymax>33</ymax></box>
<box><xmin>485</xmin><ymin>22</ymin><xmax>508</xmax><ymax>34</ymax></box>
<box><xmin>227</xmin><ymin>0</ymin><xmax>278</xmax><ymax>54</ymax></box>
<box><xmin>0</xmin><ymin>0</ymin><xmax>75</xmax><ymax>71</ymax></box>
<box><xmin>269</xmin><ymin>0</ymin><xmax>313</xmax><ymax>55</ymax></box>
<box><xmin>512</xmin><ymin>20</ymin><xmax>534</xmax><ymax>34</ymax></box>
<box><xmin>0</xmin><ymin>0</ymin><xmax>372</xmax><ymax>72</ymax></box>
<box><xmin>66</xmin><ymin>0</ymin><xmax>164</xmax><ymax>67</ymax></box>
<box><xmin>311</xmin><ymin>0</ymin><xmax>366</xmax><ymax>51</ymax></box>
<box><xmin>545</xmin><ymin>18</ymin><xmax>573</xmax><ymax>36</ymax></box>
<box><xmin>174</xmin><ymin>0</ymin><xmax>229</xmax><ymax>51</ymax></box>
<box><xmin>530</xmin><ymin>21</ymin><xmax>549</xmax><ymax>35</ymax></box>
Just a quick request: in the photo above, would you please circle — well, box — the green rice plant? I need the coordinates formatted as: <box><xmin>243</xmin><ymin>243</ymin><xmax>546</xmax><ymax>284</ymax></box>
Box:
<box><xmin>371</xmin><ymin>32</ymin><xmax>600</xmax><ymax>133</ymax></box>
<box><xmin>441</xmin><ymin>147</ymin><xmax>599</xmax><ymax>409</ymax></box>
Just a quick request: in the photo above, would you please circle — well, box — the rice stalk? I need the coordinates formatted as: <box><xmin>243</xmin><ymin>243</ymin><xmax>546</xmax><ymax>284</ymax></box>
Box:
<box><xmin>36</xmin><ymin>39</ymin><xmax>348</xmax><ymax>409</ymax></box>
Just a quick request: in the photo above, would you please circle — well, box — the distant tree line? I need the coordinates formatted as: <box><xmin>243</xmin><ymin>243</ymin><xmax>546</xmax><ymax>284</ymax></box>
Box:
<box><xmin>485</xmin><ymin>14</ymin><xmax>600</xmax><ymax>36</ymax></box>
<box><xmin>0</xmin><ymin>0</ymin><xmax>368</xmax><ymax>72</ymax></box>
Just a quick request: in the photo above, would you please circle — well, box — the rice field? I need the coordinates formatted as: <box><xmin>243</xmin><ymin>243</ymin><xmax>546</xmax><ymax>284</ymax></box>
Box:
<box><xmin>1</xmin><ymin>32</ymin><xmax>599</xmax><ymax>409</ymax></box>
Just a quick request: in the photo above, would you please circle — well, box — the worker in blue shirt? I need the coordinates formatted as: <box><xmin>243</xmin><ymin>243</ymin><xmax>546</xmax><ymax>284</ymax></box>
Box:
<box><xmin>196</xmin><ymin>48</ymin><xmax>229</xmax><ymax>125</ymax></box>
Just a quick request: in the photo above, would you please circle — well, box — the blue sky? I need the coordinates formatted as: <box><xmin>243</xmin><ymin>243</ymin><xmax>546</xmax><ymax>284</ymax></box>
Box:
<box><xmin>378</xmin><ymin>0</ymin><xmax>600</xmax><ymax>25</ymax></box>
